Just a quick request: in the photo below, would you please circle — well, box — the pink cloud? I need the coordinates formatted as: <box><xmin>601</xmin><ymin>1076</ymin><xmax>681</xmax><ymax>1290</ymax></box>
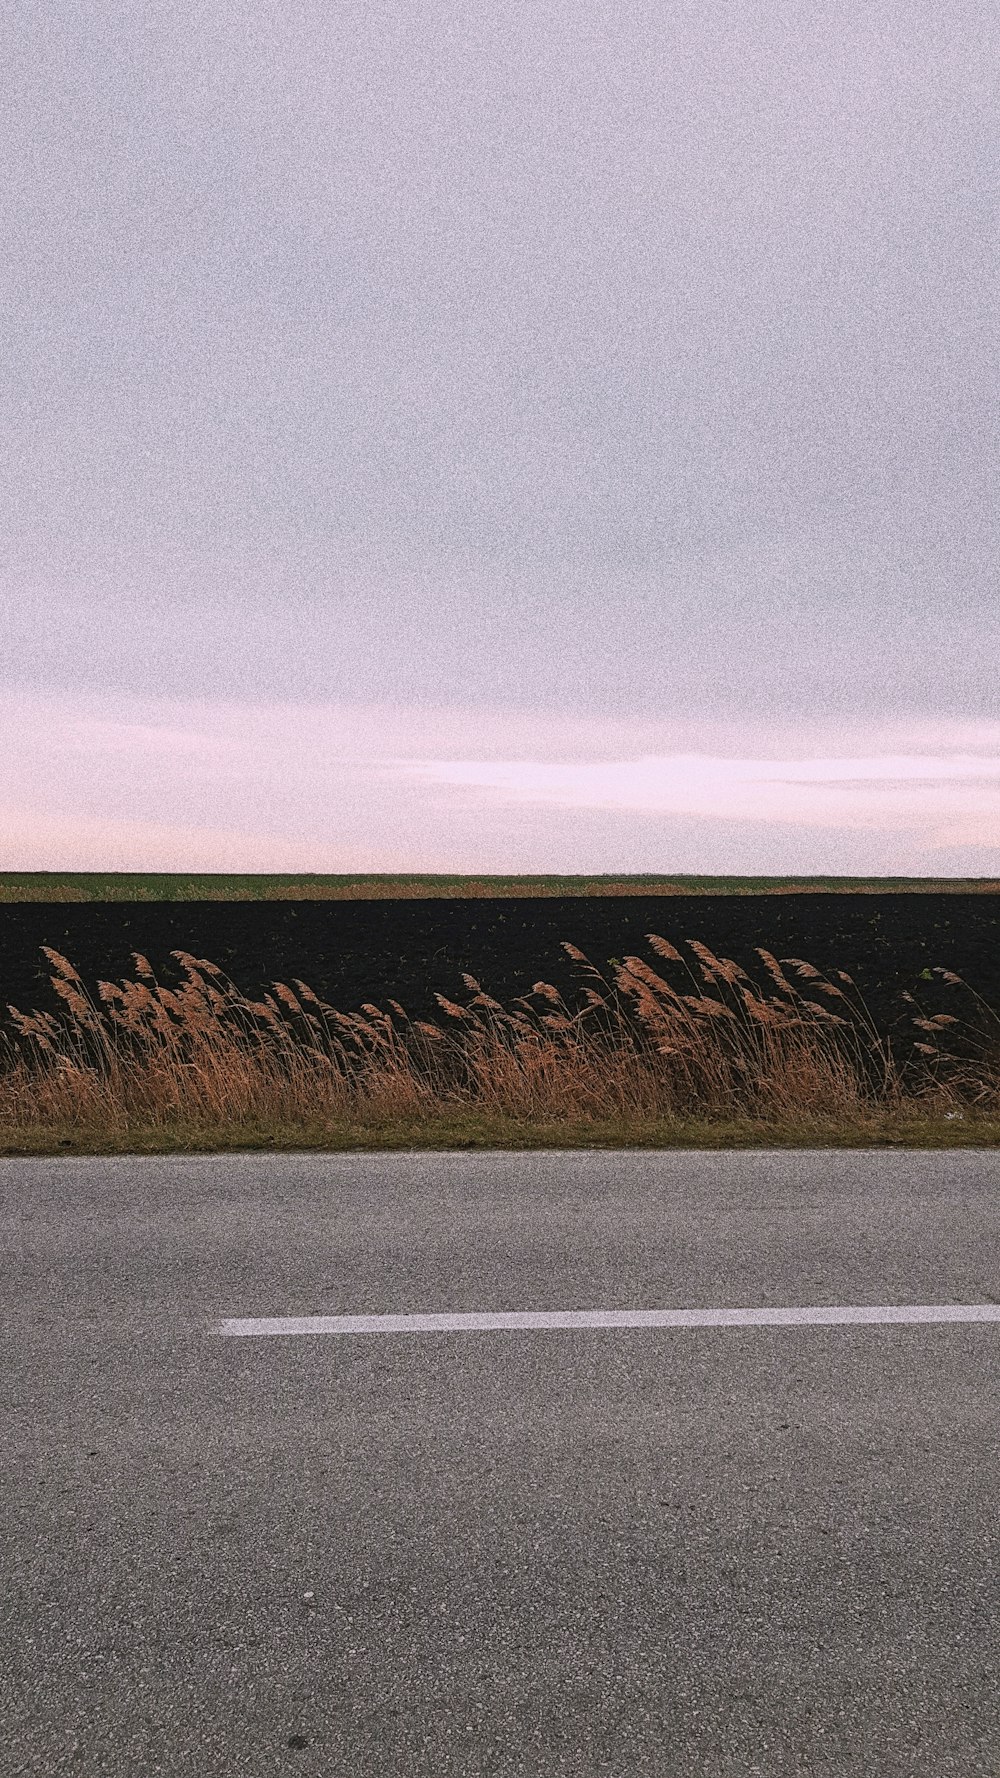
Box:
<box><xmin>1</xmin><ymin>687</ymin><xmax>998</xmax><ymax>873</ymax></box>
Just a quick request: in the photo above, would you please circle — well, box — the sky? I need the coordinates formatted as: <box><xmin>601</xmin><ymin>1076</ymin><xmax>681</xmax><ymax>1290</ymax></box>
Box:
<box><xmin>3</xmin><ymin>0</ymin><xmax>998</xmax><ymax>875</ymax></box>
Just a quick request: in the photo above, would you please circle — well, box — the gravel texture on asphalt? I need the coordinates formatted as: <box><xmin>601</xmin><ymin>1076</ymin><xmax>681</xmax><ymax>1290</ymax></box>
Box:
<box><xmin>3</xmin><ymin>1148</ymin><xmax>999</xmax><ymax>1777</ymax></box>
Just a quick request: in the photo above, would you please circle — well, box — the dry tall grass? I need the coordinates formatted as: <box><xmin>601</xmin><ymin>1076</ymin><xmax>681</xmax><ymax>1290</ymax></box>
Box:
<box><xmin>2</xmin><ymin>935</ymin><xmax>998</xmax><ymax>1149</ymax></box>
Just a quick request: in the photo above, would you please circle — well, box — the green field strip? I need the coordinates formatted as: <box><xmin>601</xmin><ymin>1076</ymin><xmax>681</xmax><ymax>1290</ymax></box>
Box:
<box><xmin>1</xmin><ymin>873</ymin><xmax>998</xmax><ymax>902</ymax></box>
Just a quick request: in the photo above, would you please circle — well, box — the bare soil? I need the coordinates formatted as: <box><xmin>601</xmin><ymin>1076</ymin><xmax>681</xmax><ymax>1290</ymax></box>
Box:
<box><xmin>1</xmin><ymin>893</ymin><xmax>997</xmax><ymax>1065</ymax></box>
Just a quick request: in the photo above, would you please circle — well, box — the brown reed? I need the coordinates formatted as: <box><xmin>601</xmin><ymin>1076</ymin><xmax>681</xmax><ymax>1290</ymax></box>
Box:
<box><xmin>1</xmin><ymin>936</ymin><xmax>997</xmax><ymax>1144</ymax></box>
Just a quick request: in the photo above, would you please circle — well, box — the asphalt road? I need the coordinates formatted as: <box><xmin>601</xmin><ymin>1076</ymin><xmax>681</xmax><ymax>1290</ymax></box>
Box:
<box><xmin>3</xmin><ymin>1148</ymin><xmax>999</xmax><ymax>1778</ymax></box>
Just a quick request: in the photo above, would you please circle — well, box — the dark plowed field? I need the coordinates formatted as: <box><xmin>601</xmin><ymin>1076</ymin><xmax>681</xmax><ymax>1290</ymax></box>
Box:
<box><xmin>1</xmin><ymin>895</ymin><xmax>998</xmax><ymax>1062</ymax></box>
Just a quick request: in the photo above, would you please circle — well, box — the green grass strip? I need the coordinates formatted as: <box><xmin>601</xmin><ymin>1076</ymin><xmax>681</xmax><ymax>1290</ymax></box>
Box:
<box><xmin>2</xmin><ymin>873</ymin><xmax>999</xmax><ymax>902</ymax></box>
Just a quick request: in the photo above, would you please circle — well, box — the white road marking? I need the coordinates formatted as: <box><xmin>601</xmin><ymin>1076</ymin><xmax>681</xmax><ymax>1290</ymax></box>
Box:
<box><xmin>216</xmin><ymin>1304</ymin><xmax>1000</xmax><ymax>1336</ymax></box>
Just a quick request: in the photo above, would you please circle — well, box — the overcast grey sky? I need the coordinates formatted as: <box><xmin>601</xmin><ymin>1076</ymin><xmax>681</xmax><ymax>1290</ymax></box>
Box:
<box><xmin>3</xmin><ymin>1</ymin><xmax>998</xmax><ymax>872</ymax></box>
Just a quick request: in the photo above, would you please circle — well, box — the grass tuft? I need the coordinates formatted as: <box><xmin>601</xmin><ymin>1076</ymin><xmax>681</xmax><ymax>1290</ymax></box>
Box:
<box><xmin>1</xmin><ymin>937</ymin><xmax>999</xmax><ymax>1154</ymax></box>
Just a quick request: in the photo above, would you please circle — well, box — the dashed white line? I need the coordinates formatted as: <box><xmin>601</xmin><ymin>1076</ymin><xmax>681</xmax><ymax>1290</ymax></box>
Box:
<box><xmin>216</xmin><ymin>1304</ymin><xmax>1000</xmax><ymax>1337</ymax></box>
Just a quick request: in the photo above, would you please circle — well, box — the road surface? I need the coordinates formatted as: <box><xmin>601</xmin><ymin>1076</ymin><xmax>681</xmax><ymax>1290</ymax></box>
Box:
<box><xmin>3</xmin><ymin>1148</ymin><xmax>999</xmax><ymax>1776</ymax></box>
